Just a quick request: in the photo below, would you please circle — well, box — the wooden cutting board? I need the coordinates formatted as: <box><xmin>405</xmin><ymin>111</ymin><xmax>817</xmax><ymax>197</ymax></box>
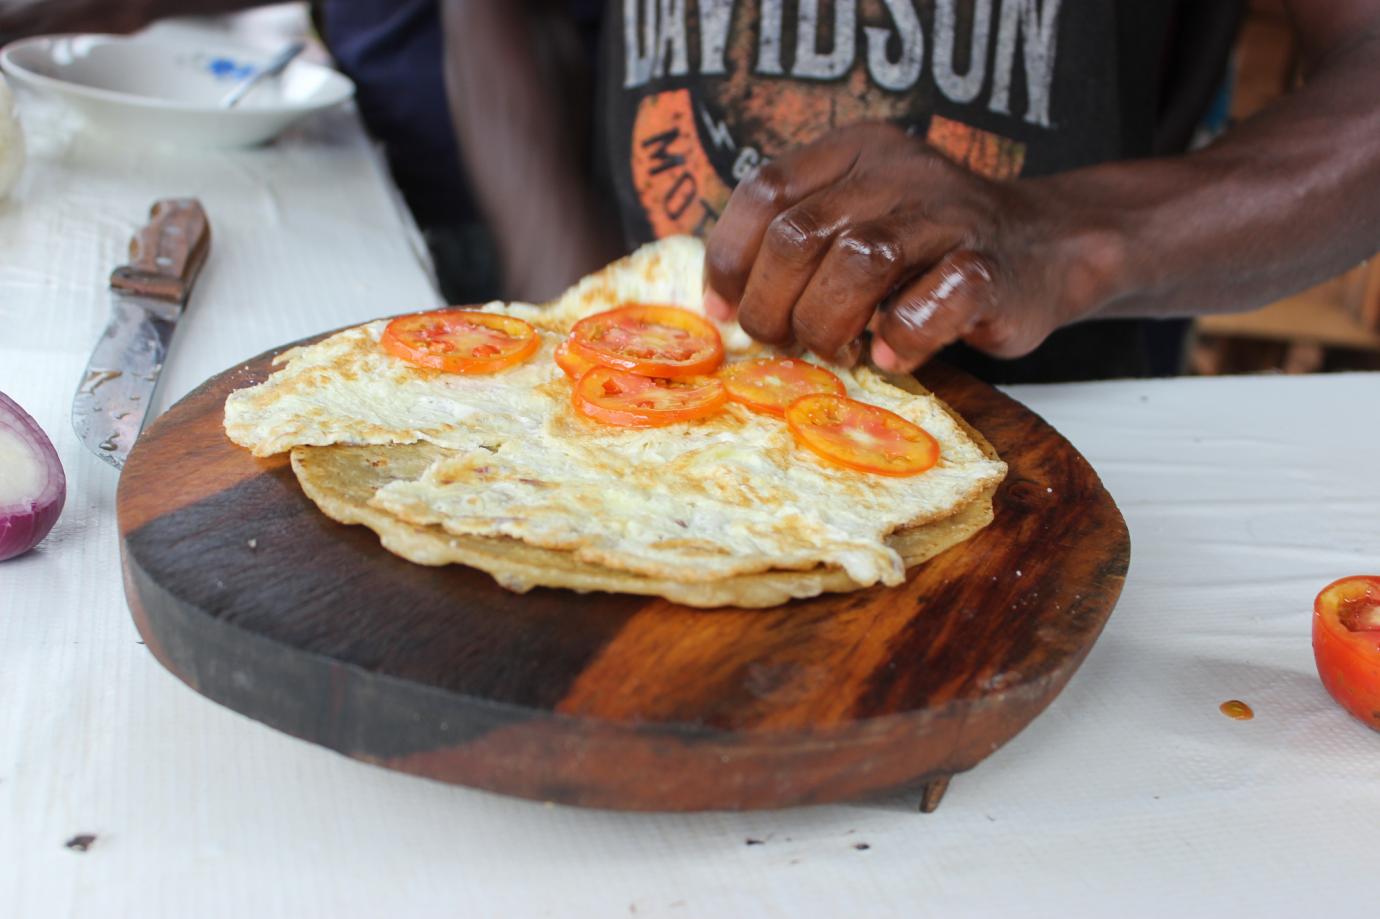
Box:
<box><xmin>117</xmin><ymin>336</ymin><xmax>1129</xmax><ymax>812</ymax></box>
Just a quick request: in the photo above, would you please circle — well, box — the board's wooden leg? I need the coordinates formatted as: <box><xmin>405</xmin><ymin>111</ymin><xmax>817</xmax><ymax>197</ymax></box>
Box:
<box><xmin>918</xmin><ymin>776</ymin><xmax>951</xmax><ymax>814</ymax></box>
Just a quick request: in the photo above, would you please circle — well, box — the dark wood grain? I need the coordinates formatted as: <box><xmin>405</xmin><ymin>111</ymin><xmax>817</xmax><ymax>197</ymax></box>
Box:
<box><xmin>116</xmin><ymin>336</ymin><xmax>1130</xmax><ymax>811</ymax></box>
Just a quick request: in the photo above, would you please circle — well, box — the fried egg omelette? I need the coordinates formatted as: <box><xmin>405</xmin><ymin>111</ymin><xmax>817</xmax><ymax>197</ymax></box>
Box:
<box><xmin>224</xmin><ymin>236</ymin><xmax>1008</xmax><ymax>605</ymax></box>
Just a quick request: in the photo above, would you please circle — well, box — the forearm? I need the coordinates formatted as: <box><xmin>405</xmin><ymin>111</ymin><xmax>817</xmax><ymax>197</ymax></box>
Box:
<box><xmin>1046</xmin><ymin>24</ymin><xmax>1380</xmax><ymax>321</ymax></box>
<box><xmin>440</xmin><ymin>0</ymin><xmax>621</xmax><ymax>302</ymax></box>
<box><xmin>0</xmin><ymin>0</ymin><xmax>272</xmax><ymax>39</ymax></box>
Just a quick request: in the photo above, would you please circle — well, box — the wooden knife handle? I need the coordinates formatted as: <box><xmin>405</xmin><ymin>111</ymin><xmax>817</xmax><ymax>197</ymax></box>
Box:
<box><xmin>110</xmin><ymin>198</ymin><xmax>211</xmax><ymax>304</ymax></box>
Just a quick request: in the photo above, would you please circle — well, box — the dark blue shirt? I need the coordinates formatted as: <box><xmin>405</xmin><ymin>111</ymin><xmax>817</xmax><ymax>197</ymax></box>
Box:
<box><xmin>315</xmin><ymin>0</ymin><xmax>469</xmax><ymax>227</ymax></box>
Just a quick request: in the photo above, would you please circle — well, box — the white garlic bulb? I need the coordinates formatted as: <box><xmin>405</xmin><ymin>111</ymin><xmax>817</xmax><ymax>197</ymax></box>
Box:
<box><xmin>0</xmin><ymin>74</ymin><xmax>25</xmax><ymax>200</ymax></box>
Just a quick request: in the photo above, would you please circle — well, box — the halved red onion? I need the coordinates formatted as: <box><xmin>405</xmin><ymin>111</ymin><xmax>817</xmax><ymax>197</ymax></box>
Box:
<box><xmin>0</xmin><ymin>391</ymin><xmax>66</xmax><ymax>561</ymax></box>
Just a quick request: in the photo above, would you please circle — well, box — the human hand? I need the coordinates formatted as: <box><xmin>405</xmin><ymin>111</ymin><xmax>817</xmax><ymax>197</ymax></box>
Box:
<box><xmin>703</xmin><ymin>122</ymin><xmax>1124</xmax><ymax>373</ymax></box>
<box><xmin>0</xmin><ymin>0</ymin><xmax>156</xmax><ymax>41</ymax></box>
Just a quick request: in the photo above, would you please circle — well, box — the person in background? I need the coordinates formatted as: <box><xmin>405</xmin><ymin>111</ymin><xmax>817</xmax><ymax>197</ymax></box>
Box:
<box><xmin>588</xmin><ymin>1</ymin><xmax>1380</xmax><ymax>382</ymax></box>
<box><xmin>6</xmin><ymin>3</ymin><xmax>1379</xmax><ymax>385</ymax></box>
<box><xmin>477</xmin><ymin>0</ymin><xmax>1377</xmax><ymax>383</ymax></box>
<box><xmin>678</xmin><ymin>0</ymin><xmax>1380</xmax><ymax>378</ymax></box>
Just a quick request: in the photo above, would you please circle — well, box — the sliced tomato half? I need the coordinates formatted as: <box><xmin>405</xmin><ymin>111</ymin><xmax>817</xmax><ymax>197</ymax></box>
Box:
<box><xmin>785</xmin><ymin>394</ymin><xmax>939</xmax><ymax>477</ymax></box>
<box><xmin>382</xmin><ymin>309</ymin><xmax>539</xmax><ymax>374</ymax></box>
<box><xmin>1313</xmin><ymin>575</ymin><xmax>1380</xmax><ymax>731</ymax></box>
<box><xmin>569</xmin><ymin>304</ymin><xmax>724</xmax><ymax>378</ymax></box>
<box><xmin>573</xmin><ymin>367</ymin><xmax>727</xmax><ymax>428</ymax></box>
<box><xmin>720</xmin><ymin>357</ymin><xmax>845</xmax><ymax>416</ymax></box>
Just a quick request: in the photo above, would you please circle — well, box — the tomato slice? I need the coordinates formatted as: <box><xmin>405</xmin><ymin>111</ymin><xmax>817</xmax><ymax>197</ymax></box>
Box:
<box><xmin>785</xmin><ymin>394</ymin><xmax>939</xmax><ymax>477</ymax></box>
<box><xmin>554</xmin><ymin>339</ymin><xmax>598</xmax><ymax>380</ymax></box>
<box><xmin>720</xmin><ymin>357</ymin><xmax>845</xmax><ymax>416</ymax></box>
<box><xmin>569</xmin><ymin>304</ymin><xmax>724</xmax><ymax>378</ymax></box>
<box><xmin>382</xmin><ymin>310</ymin><xmax>539</xmax><ymax>374</ymax></box>
<box><xmin>1313</xmin><ymin>575</ymin><xmax>1380</xmax><ymax>731</ymax></box>
<box><xmin>573</xmin><ymin>367</ymin><xmax>727</xmax><ymax>428</ymax></box>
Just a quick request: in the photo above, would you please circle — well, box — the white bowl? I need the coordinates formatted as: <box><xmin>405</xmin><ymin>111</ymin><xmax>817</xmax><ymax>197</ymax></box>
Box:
<box><xmin>0</xmin><ymin>33</ymin><xmax>355</xmax><ymax>148</ymax></box>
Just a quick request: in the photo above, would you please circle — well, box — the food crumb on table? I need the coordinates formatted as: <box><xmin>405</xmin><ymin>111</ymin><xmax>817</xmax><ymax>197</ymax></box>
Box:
<box><xmin>64</xmin><ymin>834</ymin><xmax>97</xmax><ymax>852</ymax></box>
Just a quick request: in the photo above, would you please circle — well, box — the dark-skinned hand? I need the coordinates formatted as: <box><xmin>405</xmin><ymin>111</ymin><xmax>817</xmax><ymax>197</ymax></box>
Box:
<box><xmin>703</xmin><ymin>121</ymin><xmax>1120</xmax><ymax>374</ymax></box>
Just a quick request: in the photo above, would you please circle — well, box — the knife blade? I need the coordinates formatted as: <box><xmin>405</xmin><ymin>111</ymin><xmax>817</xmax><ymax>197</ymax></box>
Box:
<box><xmin>72</xmin><ymin>198</ymin><xmax>211</xmax><ymax>469</ymax></box>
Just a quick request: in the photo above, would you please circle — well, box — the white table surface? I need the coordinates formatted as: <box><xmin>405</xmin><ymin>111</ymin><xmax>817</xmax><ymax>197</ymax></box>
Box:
<box><xmin>3</xmin><ymin>13</ymin><xmax>1379</xmax><ymax>919</ymax></box>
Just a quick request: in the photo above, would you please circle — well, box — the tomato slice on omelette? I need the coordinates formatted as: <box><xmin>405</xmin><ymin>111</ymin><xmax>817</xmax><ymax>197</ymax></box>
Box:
<box><xmin>786</xmin><ymin>394</ymin><xmax>940</xmax><ymax>477</ymax></box>
<box><xmin>569</xmin><ymin>304</ymin><xmax>724</xmax><ymax>378</ymax></box>
<box><xmin>721</xmin><ymin>357</ymin><xmax>845</xmax><ymax>416</ymax></box>
<box><xmin>382</xmin><ymin>310</ymin><xmax>539</xmax><ymax>374</ymax></box>
<box><xmin>573</xmin><ymin>367</ymin><xmax>728</xmax><ymax>428</ymax></box>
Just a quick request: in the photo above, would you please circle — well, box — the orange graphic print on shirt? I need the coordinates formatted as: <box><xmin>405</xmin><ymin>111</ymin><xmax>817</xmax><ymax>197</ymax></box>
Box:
<box><xmin>926</xmin><ymin>115</ymin><xmax>1026</xmax><ymax>179</ymax></box>
<box><xmin>632</xmin><ymin>90</ymin><xmax>734</xmax><ymax>239</ymax></box>
<box><xmin>633</xmin><ymin>90</ymin><xmax>1027</xmax><ymax>238</ymax></box>
<box><xmin>618</xmin><ymin>1</ymin><xmax>1064</xmax><ymax>241</ymax></box>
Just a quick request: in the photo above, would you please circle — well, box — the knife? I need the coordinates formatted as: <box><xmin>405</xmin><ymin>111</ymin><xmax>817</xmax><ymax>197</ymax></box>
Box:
<box><xmin>72</xmin><ymin>198</ymin><xmax>211</xmax><ymax>469</ymax></box>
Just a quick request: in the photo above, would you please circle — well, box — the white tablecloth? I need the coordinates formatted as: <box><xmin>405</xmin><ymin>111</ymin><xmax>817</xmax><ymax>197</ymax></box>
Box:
<box><xmin>3</xmin><ymin>14</ymin><xmax>1378</xmax><ymax>919</ymax></box>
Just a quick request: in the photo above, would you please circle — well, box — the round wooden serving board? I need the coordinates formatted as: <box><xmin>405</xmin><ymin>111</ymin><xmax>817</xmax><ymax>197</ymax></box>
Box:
<box><xmin>117</xmin><ymin>337</ymin><xmax>1129</xmax><ymax>812</ymax></box>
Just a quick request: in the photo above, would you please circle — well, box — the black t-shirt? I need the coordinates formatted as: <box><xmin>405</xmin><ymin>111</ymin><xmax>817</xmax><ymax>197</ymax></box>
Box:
<box><xmin>311</xmin><ymin>1</ymin><xmax>1239</xmax><ymax>382</ymax></box>
<box><xmin>597</xmin><ymin>1</ymin><xmax>1242</xmax><ymax>381</ymax></box>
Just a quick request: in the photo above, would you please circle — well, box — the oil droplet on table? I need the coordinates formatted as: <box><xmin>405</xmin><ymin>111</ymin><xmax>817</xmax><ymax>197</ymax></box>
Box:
<box><xmin>1220</xmin><ymin>699</ymin><xmax>1254</xmax><ymax>721</ymax></box>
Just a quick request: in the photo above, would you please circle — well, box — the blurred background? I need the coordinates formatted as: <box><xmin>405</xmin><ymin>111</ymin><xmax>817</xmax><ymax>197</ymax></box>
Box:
<box><xmin>1189</xmin><ymin>0</ymin><xmax>1380</xmax><ymax>374</ymax></box>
